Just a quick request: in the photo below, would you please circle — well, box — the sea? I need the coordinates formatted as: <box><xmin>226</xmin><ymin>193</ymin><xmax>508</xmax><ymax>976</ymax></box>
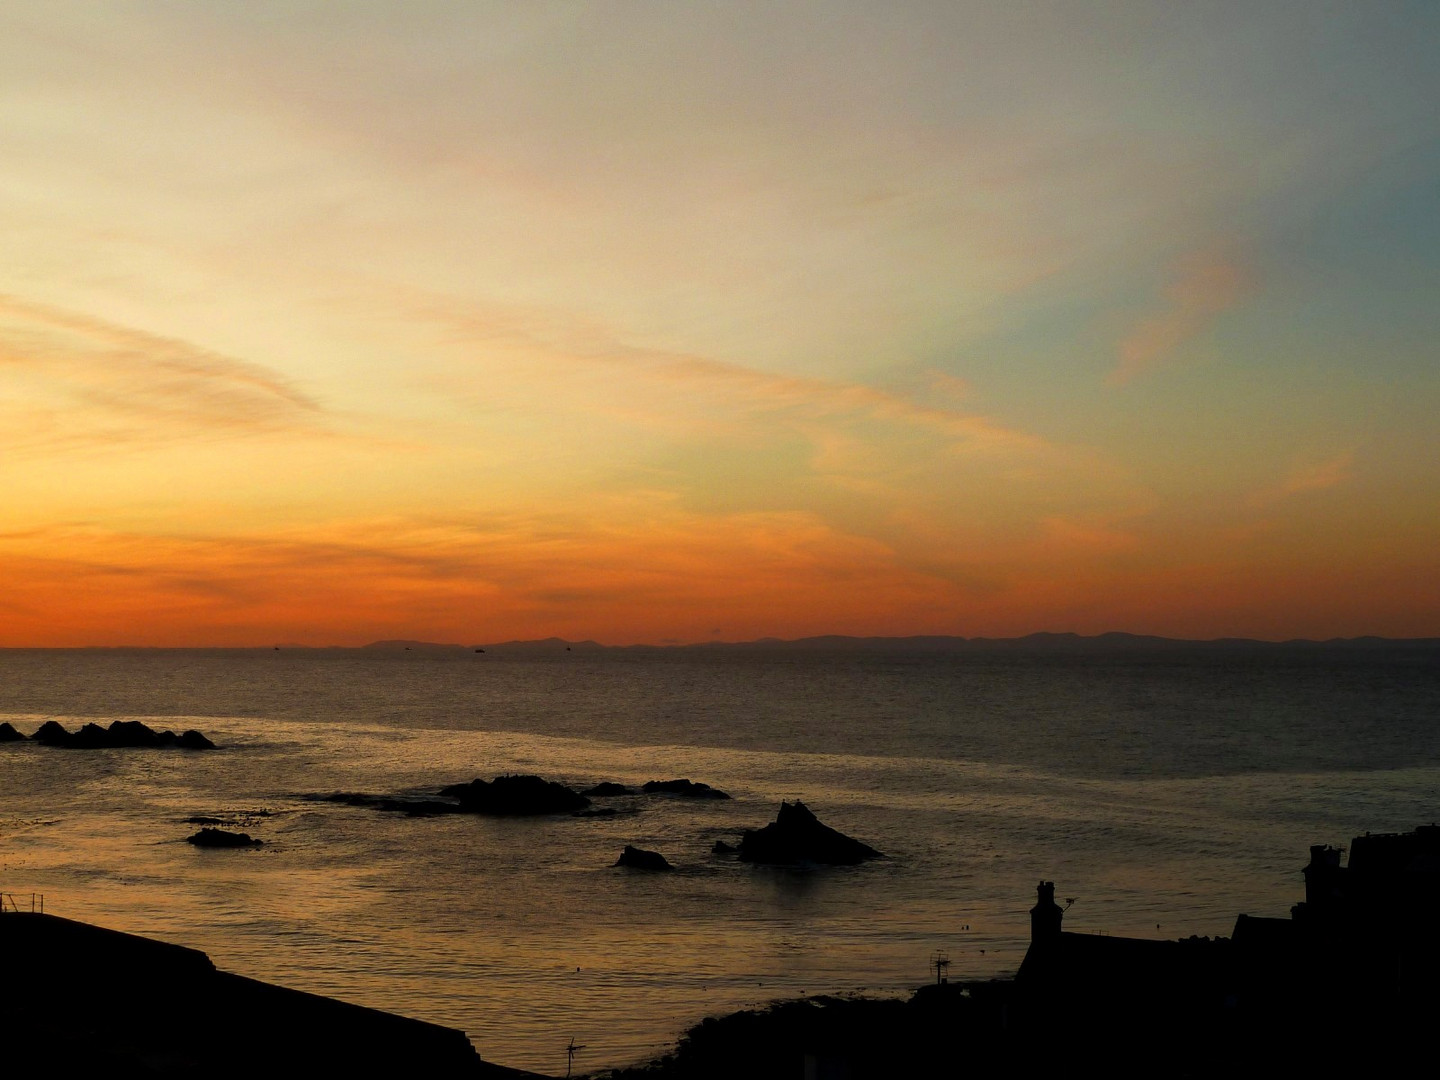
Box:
<box><xmin>1</xmin><ymin>643</ymin><xmax>1437</xmax><ymax>1075</ymax></box>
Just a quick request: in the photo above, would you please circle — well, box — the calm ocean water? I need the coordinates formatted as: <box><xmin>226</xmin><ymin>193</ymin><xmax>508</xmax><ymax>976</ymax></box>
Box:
<box><xmin>2</xmin><ymin>646</ymin><xmax>1437</xmax><ymax>1074</ymax></box>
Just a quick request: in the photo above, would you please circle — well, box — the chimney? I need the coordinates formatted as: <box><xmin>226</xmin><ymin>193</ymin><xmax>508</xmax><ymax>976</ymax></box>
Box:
<box><xmin>1031</xmin><ymin>880</ymin><xmax>1064</xmax><ymax>944</ymax></box>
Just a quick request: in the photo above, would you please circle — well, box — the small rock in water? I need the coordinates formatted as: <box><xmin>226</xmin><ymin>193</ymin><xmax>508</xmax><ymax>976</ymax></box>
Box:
<box><xmin>581</xmin><ymin>782</ymin><xmax>633</xmax><ymax>797</ymax></box>
<box><xmin>186</xmin><ymin>828</ymin><xmax>263</xmax><ymax>848</ymax></box>
<box><xmin>0</xmin><ymin>721</ymin><xmax>26</xmax><ymax>742</ymax></box>
<box><xmin>642</xmin><ymin>778</ymin><xmax>730</xmax><ymax>799</ymax></box>
<box><xmin>614</xmin><ymin>845</ymin><xmax>672</xmax><ymax>871</ymax></box>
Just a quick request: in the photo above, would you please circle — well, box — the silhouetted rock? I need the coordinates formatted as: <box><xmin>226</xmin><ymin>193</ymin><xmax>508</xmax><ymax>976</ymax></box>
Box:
<box><xmin>739</xmin><ymin>801</ymin><xmax>882</xmax><ymax>865</ymax></box>
<box><xmin>313</xmin><ymin>792</ymin><xmax>461</xmax><ymax>815</ymax></box>
<box><xmin>68</xmin><ymin>722</ymin><xmax>112</xmax><ymax>748</ymax></box>
<box><xmin>582</xmin><ymin>782</ymin><xmax>633</xmax><ymax>797</ymax></box>
<box><xmin>32</xmin><ymin>720</ymin><xmax>70</xmax><ymax>745</ymax></box>
<box><xmin>0</xmin><ymin>721</ymin><xmax>26</xmax><ymax>741</ymax></box>
<box><xmin>105</xmin><ymin>720</ymin><xmax>162</xmax><ymax>747</ymax></box>
<box><xmin>20</xmin><ymin>719</ymin><xmax>216</xmax><ymax>750</ymax></box>
<box><xmin>317</xmin><ymin>775</ymin><xmax>590</xmax><ymax>817</ymax></box>
<box><xmin>642</xmin><ymin>778</ymin><xmax>730</xmax><ymax>799</ymax></box>
<box><xmin>186</xmin><ymin>828</ymin><xmax>262</xmax><ymax>848</ymax></box>
<box><xmin>437</xmin><ymin>774</ymin><xmax>590</xmax><ymax>815</ymax></box>
<box><xmin>712</xmin><ymin>840</ymin><xmax>736</xmax><ymax>854</ymax></box>
<box><xmin>615</xmin><ymin>845</ymin><xmax>673</xmax><ymax>871</ymax></box>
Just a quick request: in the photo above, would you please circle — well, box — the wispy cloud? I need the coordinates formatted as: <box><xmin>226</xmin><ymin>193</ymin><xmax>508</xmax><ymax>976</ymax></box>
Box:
<box><xmin>1110</xmin><ymin>246</ymin><xmax>1253</xmax><ymax>385</ymax></box>
<box><xmin>0</xmin><ymin>294</ymin><xmax>325</xmax><ymax>454</ymax></box>
<box><xmin>1248</xmin><ymin>450</ymin><xmax>1357</xmax><ymax>508</ymax></box>
<box><xmin>406</xmin><ymin>291</ymin><xmax>1048</xmax><ymax>458</ymax></box>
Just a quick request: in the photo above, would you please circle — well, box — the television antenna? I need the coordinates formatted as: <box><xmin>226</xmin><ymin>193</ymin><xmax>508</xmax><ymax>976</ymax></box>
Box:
<box><xmin>929</xmin><ymin>949</ymin><xmax>950</xmax><ymax>985</ymax></box>
<box><xmin>566</xmin><ymin>1036</ymin><xmax>587</xmax><ymax>1079</ymax></box>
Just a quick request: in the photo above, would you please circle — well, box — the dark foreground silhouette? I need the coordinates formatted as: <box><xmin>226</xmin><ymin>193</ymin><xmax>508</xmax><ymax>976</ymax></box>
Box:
<box><xmin>8</xmin><ymin>825</ymin><xmax>1431</xmax><ymax>1078</ymax></box>
<box><xmin>0</xmin><ymin>912</ymin><xmax>543</xmax><ymax>1078</ymax></box>
<box><xmin>597</xmin><ymin>824</ymin><xmax>1440</xmax><ymax>1078</ymax></box>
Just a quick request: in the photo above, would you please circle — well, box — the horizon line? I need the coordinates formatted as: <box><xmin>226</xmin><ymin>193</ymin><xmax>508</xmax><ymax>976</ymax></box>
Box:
<box><xmin>4</xmin><ymin>630</ymin><xmax>1439</xmax><ymax>652</ymax></box>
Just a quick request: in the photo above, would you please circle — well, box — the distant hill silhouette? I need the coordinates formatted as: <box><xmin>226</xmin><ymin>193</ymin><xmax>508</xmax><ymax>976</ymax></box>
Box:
<box><xmin>27</xmin><ymin>632</ymin><xmax>1435</xmax><ymax>655</ymax></box>
<box><xmin>456</xmin><ymin>631</ymin><xmax>1440</xmax><ymax>656</ymax></box>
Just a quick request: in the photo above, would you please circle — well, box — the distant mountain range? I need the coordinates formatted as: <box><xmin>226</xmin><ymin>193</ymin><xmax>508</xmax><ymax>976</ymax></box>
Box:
<box><xmin>358</xmin><ymin>632</ymin><xmax>1440</xmax><ymax>655</ymax></box>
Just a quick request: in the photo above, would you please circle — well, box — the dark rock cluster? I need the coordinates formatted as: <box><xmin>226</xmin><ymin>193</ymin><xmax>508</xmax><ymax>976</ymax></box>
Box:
<box><xmin>313</xmin><ymin>772</ymin><xmax>882</xmax><ymax>874</ymax></box>
<box><xmin>438</xmin><ymin>774</ymin><xmax>592</xmax><ymax>815</ymax></box>
<box><xmin>12</xmin><ymin>719</ymin><xmax>215</xmax><ymax>750</ymax></box>
<box><xmin>317</xmin><ymin>774</ymin><xmax>593</xmax><ymax>817</ymax></box>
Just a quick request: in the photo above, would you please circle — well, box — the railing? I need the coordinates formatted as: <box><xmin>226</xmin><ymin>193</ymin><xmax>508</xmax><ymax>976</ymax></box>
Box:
<box><xmin>0</xmin><ymin>892</ymin><xmax>44</xmax><ymax>913</ymax></box>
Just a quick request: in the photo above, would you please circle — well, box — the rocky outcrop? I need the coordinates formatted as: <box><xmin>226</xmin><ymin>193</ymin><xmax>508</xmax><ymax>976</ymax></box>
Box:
<box><xmin>186</xmin><ymin>828</ymin><xmax>263</xmax><ymax>848</ymax></box>
<box><xmin>174</xmin><ymin>729</ymin><xmax>217</xmax><ymax>750</ymax></box>
<box><xmin>738</xmin><ymin>801</ymin><xmax>882</xmax><ymax>865</ymax></box>
<box><xmin>582</xmin><ymin>782</ymin><xmax>633</xmax><ymax>797</ymax></box>
<box><xmin>615</xmin><ymin>845</ymin><xmax>673</xmax><ymax>871</ymax></box>
<box><xmin>16</xmin><ymin>720</ymin><xmax>216</xmax><ymax>750</ymax></box>
<box><xmin>316</xmin><ymin>774</ymin><xmax>592</xmax><ymax>818</ymax></box>
<box><xmin>313</xmin><ymin>792</ymin><xmax>461</xmax><ymax>816</ymax></box>
<box><xmin>33</xmin><ymin>720</ymin><xmax>73</xmax><ymax>745</ymax></box>
<box><xmin>436</xmin><ymin>774</ymin><xmax>591</xmax><ymax>815</ymax></box>
<box><xmin>0</xmin><ymin>721</ymin><xmax>26</xmax><ymax>741</ymax></box>
<box><xmin>642</xmin><ymin>778</ymin><xmax>730</xmax><ymax>799</ymax></box>
<box><xmin>107</xmin><ymin>719</ymin><xmax>168</xmax><ymax>746</ymax></box>
<box><xmin>69</xmin><ymin>722</ymin><xmax>119</xmax><ymax>748</ymax></box>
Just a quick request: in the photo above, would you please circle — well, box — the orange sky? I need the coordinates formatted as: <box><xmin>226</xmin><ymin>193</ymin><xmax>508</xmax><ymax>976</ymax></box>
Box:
<box><xmin>2</xmin><ymin>4</ymin><xmax>1437</xmax><ymax>645</ymax></box>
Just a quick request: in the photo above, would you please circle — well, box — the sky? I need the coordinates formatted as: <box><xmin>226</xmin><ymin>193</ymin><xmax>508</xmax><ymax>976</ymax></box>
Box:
<box><xmin>2</xmin><ymin>1</ymin><xmax>1437</xmax><ymax>646</ymax></box>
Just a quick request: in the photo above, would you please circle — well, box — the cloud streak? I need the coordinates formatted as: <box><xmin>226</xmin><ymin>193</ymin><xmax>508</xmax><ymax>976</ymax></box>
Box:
<box><xmin>0</xmin><ymin>294</ymin><xmax>324</xmax><ymax>454</ymax></box>
<box><xmin>1110</xmin><ymin>247</ymin><xmax>1253</xmax><ymax>385</ymax></box>
<box><xmin>408</xmin><ymin>292</ymin><xmax>1048</xmax><ymax>457</ymax></box>
<box><xmin>1248</xmin><ymin>450</ymin><xmax>1357</xmax><ymax>508</ymax></box>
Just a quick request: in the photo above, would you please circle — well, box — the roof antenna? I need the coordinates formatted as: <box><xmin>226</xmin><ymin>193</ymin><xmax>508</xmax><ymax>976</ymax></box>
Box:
<box><xmin>566</xmin><ymin>1036</ymin><xmax>587</xmax><ymax>1078</ymax></box>
<box><xmin>930</xmin><ymin>949</ymin><xmax>950</xmax><ymax>985</ymax></box>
